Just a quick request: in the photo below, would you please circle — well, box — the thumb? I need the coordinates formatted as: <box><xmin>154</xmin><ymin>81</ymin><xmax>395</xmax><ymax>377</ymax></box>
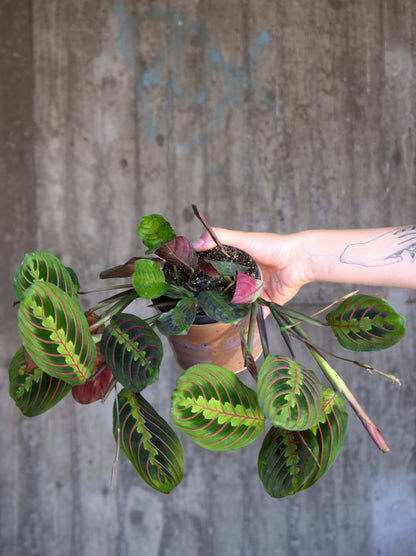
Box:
<box><xmin>192</xmin><ymin>227</ymin><xmax>255</xmax><ymax>254</ymax></box>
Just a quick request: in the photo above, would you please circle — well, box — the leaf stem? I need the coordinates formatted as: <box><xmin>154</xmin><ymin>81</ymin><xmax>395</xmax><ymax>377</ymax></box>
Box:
<box><xmin>192</xmin><ymin>204</ymin><xmax>229</xmax><ymax>257</ymax></box>
<box><xmin>309</xmin><ymin>348</ymin><xmax>390</xmax><ymax>453</ymax></box>
<box><xmin>247</xmin><ymin>303</ymin><xmax>258</xmax><ymax>354</ymax></box>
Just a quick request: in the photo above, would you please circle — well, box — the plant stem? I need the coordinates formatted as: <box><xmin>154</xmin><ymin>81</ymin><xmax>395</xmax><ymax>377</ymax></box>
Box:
<box><xmin>256</xmin><ymin>305</ymin><xmax>269</xmax><ymax>358</ymax></box>
<box><xmin>79</xmin><ymin>284</ymin><xmax>133</xmax><ymax>294</ymax></box>
<box><xmin>192</xmin><ymin>204</ymin><xmax>229</xmax><ymax>257</ymax></box>
<box><xmin>309</xmin><ymin>347</ymin><xmax>390</xmax><ymax>453</ymax></box>
<box><xmin>246</xmin><ymin>303</ymin><xmax>258</xmax><ymax>354</ymax></box>
<box><xmin>91</xmin><ymin>290</ymin><xmax>138</xmax><ymax>330</ymax></box>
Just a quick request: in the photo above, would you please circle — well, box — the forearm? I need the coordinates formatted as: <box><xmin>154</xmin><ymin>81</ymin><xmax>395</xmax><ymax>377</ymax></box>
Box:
<box><xmin>300</xmin><ymin>226</ymin><xmax>416</xmax><ymax>289</ymax></box>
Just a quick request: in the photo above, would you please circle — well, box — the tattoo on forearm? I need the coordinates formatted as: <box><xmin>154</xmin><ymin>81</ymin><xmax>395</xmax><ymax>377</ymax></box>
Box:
<box><xmin>340</xmin><ymin>225</ymin><xmax>416</xmax><ymax>267</ymax></box>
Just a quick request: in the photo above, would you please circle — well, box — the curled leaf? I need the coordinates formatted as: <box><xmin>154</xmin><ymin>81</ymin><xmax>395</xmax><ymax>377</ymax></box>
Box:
<box><xmin>155</xmin><ymin>237</ymin><xmax>198</xmax><ymax>269</ymax></box>
<box><xmin>258</xmin><ymin>427</ymin><xmax>320</xmax><ymax>497</ymax></box>
<box><xmin>231</xmin><ymin>272</ymin><xmax>263</xmax><ymax>304</ymax></box>
<box><xmin>14</xmin><ymin>251</ymin><xmax>80</xmax><ymax>302</ymax></box>
<box><xmin>101</xmin><ymin>313</ymin><xmax>163</xmax><ymax>392</ymax></box>
<box><xmin>9</xmin><ymin>347</ymin><xmax>71</xmax><ymax>416</ymax></box>
<box><xmin>115</xmin><ymin>389</ymin><xmax>183</xmax><ymax>493</ymax></box>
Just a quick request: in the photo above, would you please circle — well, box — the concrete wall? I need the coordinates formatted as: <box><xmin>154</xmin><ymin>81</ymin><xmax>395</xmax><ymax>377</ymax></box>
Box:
<box><xmin>1</xmin><ymin>1</ymin><xmax>415</xmax><ymax>555</ymax></box>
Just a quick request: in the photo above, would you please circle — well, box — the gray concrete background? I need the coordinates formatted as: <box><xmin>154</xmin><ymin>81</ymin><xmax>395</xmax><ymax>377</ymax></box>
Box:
<box><xmin>1</xmin><ymin>1</ymin><xmax>416</xmax><ymax>555</ymax></box>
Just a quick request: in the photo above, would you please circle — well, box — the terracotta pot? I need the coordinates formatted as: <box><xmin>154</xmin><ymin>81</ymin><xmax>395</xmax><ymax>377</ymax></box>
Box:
<box><xmin>165</xmin><ymin>245</ymin><xmax>267</xmax><ymax>373</ymax></box>
<box><xmin>168</xmin><ymin>311</ymin><xmax>267</xmax><ymax>373</ymax></box>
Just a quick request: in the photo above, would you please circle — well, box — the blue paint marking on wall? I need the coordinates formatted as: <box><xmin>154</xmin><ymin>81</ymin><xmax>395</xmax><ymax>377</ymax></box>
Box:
<box><xmin>111</xmin><ymin>4</ymin><xmax>273</xmax><ymax>154</ymax></box>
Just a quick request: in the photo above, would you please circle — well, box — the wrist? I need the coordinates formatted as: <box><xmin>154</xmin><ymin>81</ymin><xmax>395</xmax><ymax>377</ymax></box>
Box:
<box><xmin>296</xmin><ymin>229</ymin><xmax>335</xmax><ymax>285</ymax></box>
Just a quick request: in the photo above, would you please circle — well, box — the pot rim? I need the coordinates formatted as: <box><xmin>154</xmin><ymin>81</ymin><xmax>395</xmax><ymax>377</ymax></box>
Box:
<box><xmin>159</xmin><ymin>244</ymin><xmax>261</xmax><ymax>326</ymax></box>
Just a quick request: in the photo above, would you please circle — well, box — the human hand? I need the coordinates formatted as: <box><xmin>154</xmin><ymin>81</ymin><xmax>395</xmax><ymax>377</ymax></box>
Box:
<box><xmin>192</xmin><ymin>228</ymin><xmax>309</xmax><ymax>305</ymax></box>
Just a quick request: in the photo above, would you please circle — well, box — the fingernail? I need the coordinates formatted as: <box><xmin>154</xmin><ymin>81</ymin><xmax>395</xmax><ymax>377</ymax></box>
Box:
<box><xmin>192</xmin><ymin>238</ymin><xmax>204</xmax><ymax>249</ymax></box>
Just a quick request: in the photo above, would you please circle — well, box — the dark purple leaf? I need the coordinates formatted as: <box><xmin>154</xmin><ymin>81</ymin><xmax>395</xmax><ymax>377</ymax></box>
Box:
<box><xmin>155</xmin><ymin>236</ymin><xmax>198</xmax><ymax>269</ymax></box>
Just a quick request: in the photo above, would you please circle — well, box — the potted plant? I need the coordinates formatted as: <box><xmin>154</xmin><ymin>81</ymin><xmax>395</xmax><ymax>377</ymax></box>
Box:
<box><xmin>9</xmin><ymin>206</ymin><xmax>405</xmax><ymax>497</ymax></box>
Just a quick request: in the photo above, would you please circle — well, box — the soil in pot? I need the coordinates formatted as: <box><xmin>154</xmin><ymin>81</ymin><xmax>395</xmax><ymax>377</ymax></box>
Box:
<box><xmin>161</xmin><ymin>245</ymin><xmax>265</xmax><ymax>372</ymax></box>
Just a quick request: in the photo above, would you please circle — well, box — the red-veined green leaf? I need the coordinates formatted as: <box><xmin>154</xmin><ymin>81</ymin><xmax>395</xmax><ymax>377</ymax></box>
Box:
<box><xmin>257</xmin><ymin>355</ymin><xmax>323</xmax><ymax>430</ymax></box>
<box><xmin>231</xmin><ymin>272</ymin><xmax>263</xmax><ymax>304</ymax></box>
<box><xmin>258</xmin><ymin>426</ymin><xmax>320</xmax><ymax>498</ymax></box>
<box><xmin>302</xmin><ymin>388</ymin><xmax>348</xmax><ymax>488</ymax></box>
<box><xmin>101</xmin><ymin>313</ymin><xmax>163</xmax><ymax>392</ymax></box>
<box><xmin>14</xmin><ymin>251</ymin><xmax>80</xmax><ymax>302</ymax></box>
<box><xmin>18</xmin><ymin>282</ymin><xmax>95</xmax><ymax>385</ymax></box>
<box><xmin>9</xmin><ymin>346</ymin><xmax>71</xmax><ymax>416</ymax></box>
<box><xmin>132</xmin><ymin>259</ymin><xmax>168</xmax><ymax>299</ymax></box>
<box><xmin>155</xmin><ymin>236</ymin><xmax>198</xmax><ymax>269</ymax></box>
<box><xmin>326</xmin><ymin>294</ymin><xmax>405</xmax><ymax>351</ymax></box>
<box><xmin>197</xmin><ymin>290</ymin><xmax>250</xmax><ymax>323</ymax></box>
<box><xmin>156</xmin><ymin>297</ymin><xmax>196</xmax><ymax>336</ymax></box>
<box><xmin>137</xmin><ymin>214</ymin><xmax>176</xmax><ymax>254</ymax></box>
<box><xmin>115</xmin><ymin>389</ymin><xmax>183</xmax><ymax>493</ymax></box>
<box><xmin>171</xmin><ymin>363</ymin><xmax>265</xmax><ymax>451</ymax></box>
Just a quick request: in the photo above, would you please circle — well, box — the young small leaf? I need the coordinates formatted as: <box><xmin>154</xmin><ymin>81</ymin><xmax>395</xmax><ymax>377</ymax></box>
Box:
<box><xmin>203</xmin><ymin>260</ymin><xmax>249</xmax><ymax>277</ymax></box>
<box><xmin>156</xmin><ymin>297</ymin><xmax>196</xmax><ymax>336</ymax></box>
<box><xmin>138</xmin><ymin>214</ymin><xmax>176</xmax><ymax>254</ymax></box>
<box><xmin>101</xmin><ymin>313</ymin><xmax>163</xmax><ymax>392</ymax></box>
<box><xmin>132</xmin><ymin>259</ymin><xmax>168</xmax><ymax>299</ymax></box>
<box><xmin>155</xmin><ymin>236</ymin><xmax>198</xmax><ymax>269</ymax></box>
<box><xmin>197</xmin><ymin>290</ymin><xmax>250</xmax><ymax>323</ymax></box>
<box><xmin>171</xmin><ymin>363</ymin><xmax>265</xmax><ymax>451</ymax></box>
<box><xmin>14</xmin><ymin>251</ymin><xmax>80</xmax><ymax>302</ymax></box>
<box><xmin>9</xmin><ymin>347</ymin><xmax>71</xmax><ymax>416</ymax></box>
<box><xmin>257</xmin><ymin>355</ymin><xmax>323</xmax><ymax>430</ymax></box>
<box><xmin>18</xmin><ymin>282</ymin><xmax>96</xmax><ymax>385</ymax></box>
<box><xmin>258</xmin><ymin>426</ymin><xmax>320</xmax><ymax>498</ymax></box>
<box><xmin>231</xmin><ymin>272</ymin><xmax>263</xmax><ymax>304</ymax></box>
<box><xmin>326</xmin><ymin>294</ymin><xmax>405</xmax><ymax>351</ymax></box>
<box><xmin>116</xmin><ymin>389</ymin><xmax>183</xmax><ymax>493</ymax></box>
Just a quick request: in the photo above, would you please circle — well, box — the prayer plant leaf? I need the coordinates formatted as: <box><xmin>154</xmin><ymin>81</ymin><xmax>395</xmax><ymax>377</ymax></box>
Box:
<box><xmin>101</xmin><ymin>313</ymin><xmax>163</xmax><ymax>393</ymax></box>
<box><xmin>258</xmin><ymin>426</ymin><xmax>320</xmax><ymax>498</ymax></box>
<box><xmin>18</xmin><ymin>282</ymin><xmax>96</xmax><ymax>385</ymax></box>
<box><xmin>155</xmin><ymin>236</ymin><xmax>198</xmax><ymax>269</ymax></box>
<box><xmin>9</xmin><ymin>346</ymin><xmax>71</xmax><ymax>416</ymax></box>
<box><xmin>171</xmin><ymin>363</ymin><xmax>265</xmax><ymax>451</ymax></box>
<box><xmin>203</xmin><ymin>260</ymin><xmax>249</xmax><ymax>277</ymax></box>
<box><xmin>156</xmin><ymin>297</ymin><xmax>196</xmax><ymax>336</ymax></box>
<box><xmin>132</xmin><ymin>259</ymin><xmax>168</xmax><ymax>300</ymax></box>
<box><xmin>197</xmin><ymin>290</ymin><xmax>250</xmax><ymax>324</ymax></box>
<box><xmin>326</xmin><ymin>294</ymin><xmax>405</xmax><ymax>351</ymax></box>
<box><xmin>257</xmin><ymin>355</ymin><xmax>323</xmax><ymax>431</ymax></box>
<box><xmin>100</xmin><ymin>257</ymin><xmax>140</xmax><ymax>279</ymax></box>
<box><xmin>115</xmin><ymin>389</ymin><xmax>183</xmax><ymax>493</ymax></box>
<box><xmin>302</xmin><ymin>388</ymin><xmax>348</xmax><ymax>489</ymax></box>
<box><xmin>231</xmin><ymin>272</ymin><xmax>263</xmax><ymax>304</ymax></box>
<box><xmin>14</xmin><ymin>251</ymin><xmax>80</xmax><ymax>303</ymax></box>
<box><xmin>137</xmin><ymin>214</ymin><xmax>176</xmax><ymax>254</ymax></box>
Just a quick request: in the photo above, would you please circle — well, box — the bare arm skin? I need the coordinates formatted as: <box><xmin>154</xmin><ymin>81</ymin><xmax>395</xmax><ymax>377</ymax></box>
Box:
<box><xmin>193</xmin><ymin>225</ymin><xmax>416</xmax><ymax>305</ymax></box>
